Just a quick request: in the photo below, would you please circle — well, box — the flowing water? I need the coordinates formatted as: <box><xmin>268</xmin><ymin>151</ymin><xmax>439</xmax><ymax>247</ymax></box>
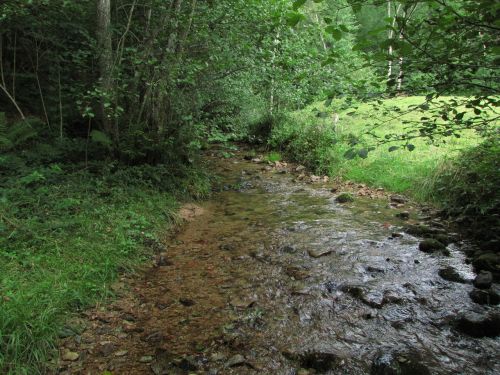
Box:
<box><xmin>60</xmin><ymin>150</ymin><xmax>499</xmax><ymax>375</ymax></box>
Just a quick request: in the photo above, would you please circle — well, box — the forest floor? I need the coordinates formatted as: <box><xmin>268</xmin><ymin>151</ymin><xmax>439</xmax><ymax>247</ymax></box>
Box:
<box><xmin>56</xmin><ymin>146</ymin><xmax>499</xmax><ymax>375</ymax></box>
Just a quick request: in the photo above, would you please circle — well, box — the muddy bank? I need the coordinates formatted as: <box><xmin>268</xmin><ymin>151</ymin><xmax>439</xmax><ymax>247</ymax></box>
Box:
<box><xmin>57</xmin><ymin>148</ymin><xmax>499</xmax><ymax>375</ymax></box>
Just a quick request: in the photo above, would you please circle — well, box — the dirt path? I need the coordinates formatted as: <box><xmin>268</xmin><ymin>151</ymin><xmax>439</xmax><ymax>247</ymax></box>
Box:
<box><xmin>57</xmin><ymin>148</ymin><xmax>499</xmax><ymax>375</ymax></box>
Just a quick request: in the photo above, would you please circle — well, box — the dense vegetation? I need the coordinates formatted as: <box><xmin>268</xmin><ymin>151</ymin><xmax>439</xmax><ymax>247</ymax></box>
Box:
<box><xmin>0</xmin><ymin>0</ymin><xmax>498</xmax><ymax>373</ymax></box>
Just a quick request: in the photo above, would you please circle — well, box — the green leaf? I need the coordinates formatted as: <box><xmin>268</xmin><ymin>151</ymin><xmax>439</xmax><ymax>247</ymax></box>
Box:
<box><xmin>388</xmin><ymin>146</ymin><xmax>399</xmax><ymax>152</ymax></box>
<box><xmin>286</xmin><ymin>12</ymin><xmax>305</xmax><ymax>27</ymax></box>
<box><xmin>90</xmin><ymin>130</ymin><xmax>112</xmax><ymax>147</ymax></box>
<box><xmin>357</xmin><ymin>148</ymin><xmax>369</xmax><ymax>159</ymax></box>
<box><xmin>292</xmin><ymin>0</ymin><xmax>307</xmax><ymax>10</ymax></box>
<box><xmin>406</xmin><ymin>144</ymin><xmax>415</xmax><ymax>152</ymax></box>
<box><xmin>344</xmin><ymin>148</ymin><xmax>357</xmax><ymax>160</ymax></box>
<box><xmin>325</xmin><ymin>26</ymin><xmax>342</xmax><ymax>40</ymax></box>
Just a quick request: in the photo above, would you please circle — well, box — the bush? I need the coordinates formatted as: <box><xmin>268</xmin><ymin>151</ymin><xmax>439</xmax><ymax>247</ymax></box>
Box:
<box><xmin>431</xmin><ymin>137</ymin><xmax>500</xmax><ymax>243</ymax></box>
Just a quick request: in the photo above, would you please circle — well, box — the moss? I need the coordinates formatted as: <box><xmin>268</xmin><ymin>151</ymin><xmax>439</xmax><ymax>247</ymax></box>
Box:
<box><xmin>419</xmin><ymin>238</ymin><xmax>446</xmax><ymax>253</ymax></box>
<box><xmin>335</xmin><ymin>192</ymin><xmax>355</xmax><ymax>203</ymax></box>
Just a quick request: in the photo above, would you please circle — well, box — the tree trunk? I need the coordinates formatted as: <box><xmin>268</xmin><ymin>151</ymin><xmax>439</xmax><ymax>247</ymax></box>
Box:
<box><xmin>97</xmin><ymin>0</ymin><xmax>117</xmax><ymax>141</ymax></box>
<box><xmin>387</xmin><ymin>1</ymin><xmax>401</xmax><ymax>83</ymax></box>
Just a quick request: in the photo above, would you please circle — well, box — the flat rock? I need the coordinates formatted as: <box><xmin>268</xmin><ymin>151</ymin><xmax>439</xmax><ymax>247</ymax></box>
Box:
<box><xmin>390</xmin><ymin>194</ymin><xmax>408</xmax><ymax>204</ymax></box>
<box><xmin>308</xmin><ymin>249</ymin><xmax>333</xmax><ymax>258</ymax></box>
<box><xmin>62</xmin><ymin>350</ymin><xmax>79</xmax><ymax>362</ymax></box>
<box><xmin>225</xmin><ymin>354</ymin><xmax>246</xmax><ymax>368</ymax></box>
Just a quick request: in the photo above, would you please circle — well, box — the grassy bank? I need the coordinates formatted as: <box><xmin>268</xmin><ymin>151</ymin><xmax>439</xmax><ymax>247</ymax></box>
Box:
<box><xmin>0</xmin><ymin>155</ymin><xmax>210</xmax><ymax>374</ymax></box>
<box><xmin>269</xmin><ymin>96</ymin><xmax>494</xmax><ymax>201</ymax></box>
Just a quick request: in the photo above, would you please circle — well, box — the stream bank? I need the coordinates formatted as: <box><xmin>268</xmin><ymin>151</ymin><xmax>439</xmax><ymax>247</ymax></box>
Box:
<box><xmin>57</xmin><ymin>147</ymin><xmax>499</xmax><ymax>375</ymax></box>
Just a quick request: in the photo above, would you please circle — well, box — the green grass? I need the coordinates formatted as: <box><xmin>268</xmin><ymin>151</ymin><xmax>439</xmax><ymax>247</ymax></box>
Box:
<box><xmin>265</xmin><ymin>151</ymin><xmax>282</xmax><ymax>163</ymax></box>
<box><xmin>270</xmin><ymin>95</ymin><xmax>497</xmax><ymax>201</ymax></box>
<box><xmin>0</xmin><ymin>159</ymin><xmax>210</xmax><ymax>374</ymax></box>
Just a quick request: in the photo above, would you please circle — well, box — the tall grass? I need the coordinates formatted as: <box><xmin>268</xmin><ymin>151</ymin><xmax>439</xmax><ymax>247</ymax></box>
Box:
<box><xmin>0</xmin><ymin>160</ymin><xmax>210</xmax><ymax>374</ymax></box>
<box><xmin>270</xmin><ymin>96</ymin><xmax>492</xmax><ymax>201</ymax></box>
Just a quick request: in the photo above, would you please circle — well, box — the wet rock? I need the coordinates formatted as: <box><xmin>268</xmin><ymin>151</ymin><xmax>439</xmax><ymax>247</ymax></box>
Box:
<box><xmin>335</xmin><ymin>192</ymin><xmax>354</xmax><ymax>203</ymax></box>
<box><xmin>283</xmin><ymin>350</ymin><xmax>342</xmax><ymax>372</ymax></box>
<box><xmin>395</xmin><ymin>211</ymin><xmax>410</xmax><ymax>220</ymax></box>
<box><xmin>62</xmin><ymin>350</ymin><xmax>79</xmax><ymax>362</ymax></box>
<box><xmin>156</xmin><ymin>254</ymin><xmax>173</xmax><ymax>267</ymax></box>
<box><xmin>324</xmin><ymin>281</ymin><xmax>337</xmax><ymax>293</ymax></box>
<box><xmin>210</xmin><ymin>352</ymin><xmax>226</xmax><ymax>362</ymax></box>
<box><xmin>243</xmin><ymin>154</ymin><xmax>253</xmax><ymax>160</ymax></box>
<box><xmin>469</xmin><ymin>287</ymin><xmax>500</xmax><ymax>305</ymax></box>
<box><xmin>418</xmin><ymin>238</ymin><xmax>446</xmax><ymax>253</ymax></box>
<box><xmin>230</xmin><ymin>297</ymin><xmax>256</xmax><ymax>309</ymax></box>
<box><xmin>371</xmin><ymin>351</ymin><xmax>430</xmax><ymax>375</ymax></box>
<box><xmin>391</xmin><ymin>232</ymin><xmax>403</xmax><ymax>238</ymax></box>
<box><xmin>220</xmin><ymin>243</ymin><xmax>237</xmax><ymax>251</ymax></box>
<box><xmin>341</xmin><ymin>285</ymin><xmax>365</xmax><ymax>299</ymax></box>
<box><xmin>225</xmin><ymin>354</ymin><xmax>246</xmax><ymax>368</ymax></box>
<box><xmin>98</xmin><ymin>341</ymin><xmax>116</xmax><ymax>357</ymax></box>
<box><xmin>404</xmin><ymin>224</ymin><xmax>437</xmax><ymax>237</ymax></box>
<box><xmin>454</xmin><ymin>311</ymin><xmax>500</xmax><ymax>338</ymax></box>
<box><xmin>150</xmin><ymin>349</ymin><xmax>175</xmax><ymax>375</ymax></box>
<box><xmin>179</xmin><ymin>298</ymin><xmax>195</xmax><ymax>307</ymax></box>
<box><xmin>366</xmin><ymin>266</ymin><xmax>385</xmax><ymax>273</ymax></box>
<box><xmin>58</xmin><ymin>326</ymin><xmax>77</xmax><ymax>339</ymax></box>
<box><xmin>296</xmin><ymin>165</ymin><xmax>306</xmax><ymax>172</ymax></box>
<box><xmin>308</xmin><ymin>249</ymin><xmax>333</xmax><ymax>258</ymax></box>
<box><xmin>115</xmin><ymin>350</ymin><xmax>128</xmax><ymax>357</ymax></box>
<box><xmin>139</xmin><ymin>355</ymin><xmax>153</xmax><ymax>363</ymax></box>
<box><xmin>141</xmin><ymin>331</ymin><xmax>164</xmax><ymax>344</ymax></box>
<box><xmin>362</xmin><ymin>290</ymin><xmax>385</xmax><ymax>308</ymax></box>
<box><xmin>330</xmin><ymin>187</ymin><xmax>338</xmax><ymax>193</ymax></box>
<box><xmin>285</xmin><ymin>266</ymin><xmax>311</xmax><ymax>280</ymax></box>
<box><xmin>431</xmin><ymin>233</ymin><xmax>453</xmax><ymax>245</ymax></box>
<box><xmin>473</xmin><ymin>271</ymin><xmax>493</xmax><ymax>289</ymax></box>
<box><xmin>177</xmin><ymin>355</ymin><xmax>198</xmax><ymax>371</ymax></box>
<box><xmin>390</xmin><ymin>195</ymin><xmax>408</xmax><ymax>204</ymax></box>
<box><xmin>281</xmin><ymin>245</ymin><xmax>297</xmax><ymax>253</ymax></box>
<box><xmin>438</xmin><ymin>267</ymin><xmax>466</xmax><ymax>283</ymax></box>
<box><xmin>472</xmin><ymin>252</ymin><xmax>499</xmax><ymax>274</ymax></box>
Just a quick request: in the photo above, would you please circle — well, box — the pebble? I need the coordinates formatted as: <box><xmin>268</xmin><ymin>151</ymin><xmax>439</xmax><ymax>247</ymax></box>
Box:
<box><xmin>62</xmin><ymin>350</ymin><xmax>79</xmax><ymax>361</ymax></box>
<box><xmin>225</xmin><ymin>354</ymin><xmax>246</xmax><ymax>367</ymax></box>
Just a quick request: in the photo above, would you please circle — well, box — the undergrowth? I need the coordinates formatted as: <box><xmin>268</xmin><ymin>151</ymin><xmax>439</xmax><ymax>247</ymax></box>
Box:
<box><xmin>269</xmin><ymin>96</ymin><xmax>493</xmax><ymax>199</ymax></box>
<box><xmin>0</xmin><ymin>133</ymin><xmax>211</xmax><ymax>374</ymax></box>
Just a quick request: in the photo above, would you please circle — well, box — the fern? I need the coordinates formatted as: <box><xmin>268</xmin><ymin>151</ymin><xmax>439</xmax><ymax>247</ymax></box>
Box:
<box><xmin>0</xmin><ymin>112</ymin><xmax>14</xmax><ymax>152</ymax></box>
<box><xmin>6</xmin><ymin>119</ymin><xmax>38</xmax><ymax>148</ymax></box>
<box><xmin>0</xmin><ymin>115</ymin><xmax>42</xmax><ymax>152</ymax></box>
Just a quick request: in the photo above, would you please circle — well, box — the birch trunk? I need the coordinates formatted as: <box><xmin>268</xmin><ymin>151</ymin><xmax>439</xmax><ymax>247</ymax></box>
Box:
<box><xmin>97</xmin><ymin>0</ymin><xmax>116</xmax><ymax>140</ymax></box>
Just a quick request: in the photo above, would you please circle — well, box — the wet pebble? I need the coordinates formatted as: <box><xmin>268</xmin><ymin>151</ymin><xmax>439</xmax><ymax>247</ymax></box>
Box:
<box><xmin>308</xmin><ymin>248</ymin><xmax>333</xmax><ymax>258</ymax></box>
<box><xmin>225</xmin><ymin>354</ymin><xmax>246</xmax><ymax>368</ymax></box>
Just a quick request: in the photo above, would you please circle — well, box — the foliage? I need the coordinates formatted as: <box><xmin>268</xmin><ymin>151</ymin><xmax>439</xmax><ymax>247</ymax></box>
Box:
<box><xmin>0</xmin><ymin>148</ymin><xmax>210</xmax><ymax>374</ymax></box>
<box><xmin>429</xmin><ymin>137</ymin><xmax>500</xmax><ymax>243</ymax></box>
<box><xmin>269</xmin><ymin>96</ymin><xmax>490</xmax><ymax>196</ymax></box>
